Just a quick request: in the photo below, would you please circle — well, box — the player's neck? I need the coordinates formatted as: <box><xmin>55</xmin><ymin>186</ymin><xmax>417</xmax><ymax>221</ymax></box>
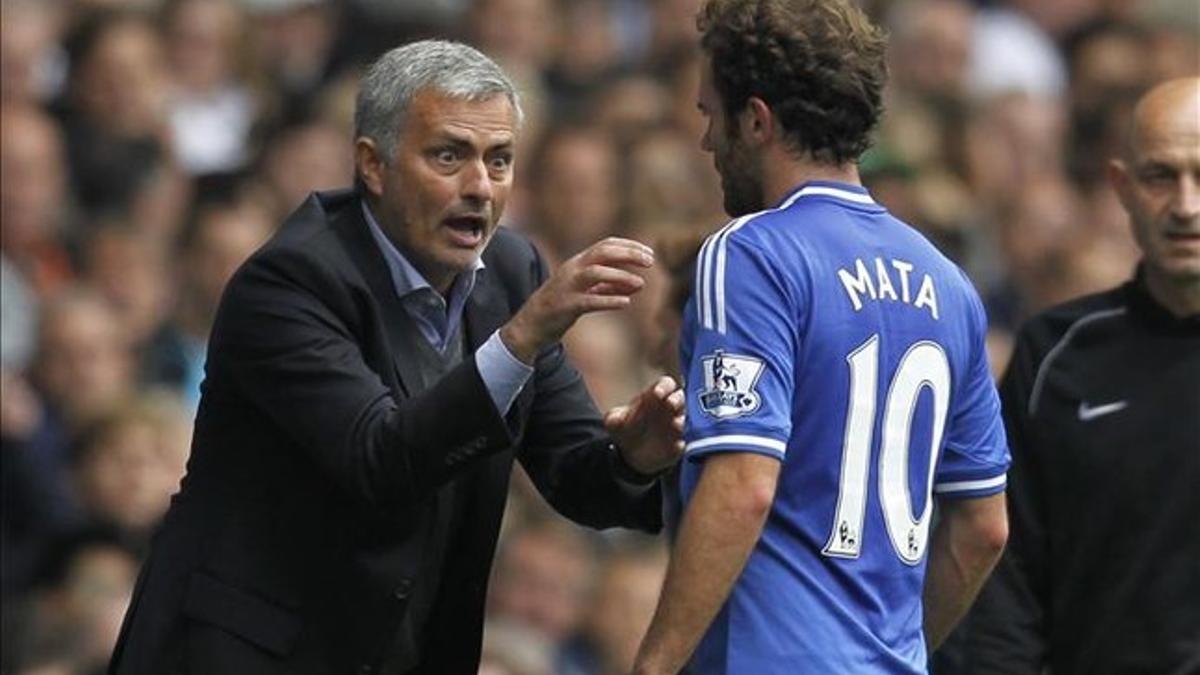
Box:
<box><xmin>763</xmin><ymin>150</ymin><xmax>862</xmax><ymax>207</ymax></box>
<box><xmin>1144</xmin><ymin>264</ymin><xmax>1200</xmax><ymax>317</ymax></box>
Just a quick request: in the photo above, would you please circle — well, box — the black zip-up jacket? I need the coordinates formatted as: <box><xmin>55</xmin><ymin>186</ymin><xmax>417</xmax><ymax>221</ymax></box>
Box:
<box><xmin>963</xmin><ymin>271</ymin><xmax>1200</xmax><ymax>674</ymax></box>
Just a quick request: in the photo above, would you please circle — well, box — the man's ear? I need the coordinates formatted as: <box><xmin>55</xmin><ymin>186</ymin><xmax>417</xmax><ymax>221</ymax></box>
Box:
<box><xmin>1107</xmin><ymin>158</ymin><xmax>1133</xmax><ymax>210</ymax></box>
<box><xmin>355</xmin><ymin>137</ymin><xmax>385</xmax><ymax>198</ymax></box>
<box><xmin>740</xmin><ymin>96</ymin><xmax>775</xmax><ymax>147</ymax></box>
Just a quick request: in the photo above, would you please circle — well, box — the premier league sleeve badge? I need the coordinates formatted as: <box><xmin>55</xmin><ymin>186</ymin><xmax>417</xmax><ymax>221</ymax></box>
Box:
<box><xmin>698</xmin><ymin>349</ymin><xmax>766</xmax><ymax>419</ymax></box>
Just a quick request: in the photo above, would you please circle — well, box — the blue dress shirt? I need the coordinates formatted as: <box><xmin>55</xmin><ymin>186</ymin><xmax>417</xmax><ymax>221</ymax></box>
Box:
<box><xmin>362</xmin><ymin>203</ymin><xmax>532</xmax><ymax>415</ymax></box>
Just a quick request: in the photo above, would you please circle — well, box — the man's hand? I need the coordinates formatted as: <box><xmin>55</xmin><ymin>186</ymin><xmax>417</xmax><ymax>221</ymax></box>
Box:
<box><xmin>500</xmin><ymin>237</ymin><xmax>654</xmax><ymax>364</ymax></box>
<box><xmin>605</xmin><ymin>375</ymin><xmax>685</xmax><ymax>476</ymax></box>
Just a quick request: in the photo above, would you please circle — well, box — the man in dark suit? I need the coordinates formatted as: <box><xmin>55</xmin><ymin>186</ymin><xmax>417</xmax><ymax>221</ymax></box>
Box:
<box><xmin>108</xmin><ymin>40</ymin><xmax>683</xmax><ymax>675</ymax></box>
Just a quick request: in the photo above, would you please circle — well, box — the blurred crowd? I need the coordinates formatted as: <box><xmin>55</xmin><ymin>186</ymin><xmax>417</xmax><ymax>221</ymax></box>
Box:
<box><xmin>0</xmin><ymin>0</ymin><xmax>1195</xmax><ymax>673</ymax></box>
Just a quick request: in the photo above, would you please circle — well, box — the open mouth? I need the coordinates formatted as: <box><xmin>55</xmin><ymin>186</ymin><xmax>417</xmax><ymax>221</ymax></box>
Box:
<box><xmin>1165</xmin><ymin>231</ymin><xmax>1200</xmax><ymax>244</ymax></box>
<box><xmin>443</xmin><ymin>215</ymin><xmax>487</xmax><ymax>248</ymax></box>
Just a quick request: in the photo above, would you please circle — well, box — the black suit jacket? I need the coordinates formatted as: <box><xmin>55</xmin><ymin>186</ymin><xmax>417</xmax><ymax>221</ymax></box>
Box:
<box><xmin>108</xmin><ymin>190</ymin><xmax>662</xmax><ymax>675</ymax></box>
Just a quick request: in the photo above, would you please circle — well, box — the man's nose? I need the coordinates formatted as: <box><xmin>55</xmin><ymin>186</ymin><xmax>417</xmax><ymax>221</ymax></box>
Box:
<box><xmin>460</xmin><ymin>159</ymin><xmax>494</xmax><ymax>203</ymax></box>
<box><xmin>1172</xmin><ymin>173</ymin><xmax>1200</xmax><ymax>221</ymax></box>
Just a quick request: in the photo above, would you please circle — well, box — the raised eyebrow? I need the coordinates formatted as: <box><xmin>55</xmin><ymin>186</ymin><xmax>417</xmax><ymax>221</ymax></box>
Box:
<box><xmin>434</xmin><ymin>133</ymin><xmax>515</xmax><ymax>153</ymax></box>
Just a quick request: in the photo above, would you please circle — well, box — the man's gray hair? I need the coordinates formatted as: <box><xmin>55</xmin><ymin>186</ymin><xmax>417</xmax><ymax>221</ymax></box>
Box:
<box><xmin>354</xmin><ymin>40</ymin><xmax>523</xmax><ymax>161</ymax></box>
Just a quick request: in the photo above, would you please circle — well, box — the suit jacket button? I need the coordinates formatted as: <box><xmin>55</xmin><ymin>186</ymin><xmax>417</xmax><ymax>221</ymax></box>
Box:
<box><xmin>393</xmin><ymin>579</ymin><xmax>412</xmax><ymax>600</ymax></box>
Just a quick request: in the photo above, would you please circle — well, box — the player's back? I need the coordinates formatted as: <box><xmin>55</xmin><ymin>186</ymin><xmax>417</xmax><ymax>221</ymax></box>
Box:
<box><xmin>680</xmin><ymin>182</ymin><xmax>1008</xmax><ymax>674</ymax></box>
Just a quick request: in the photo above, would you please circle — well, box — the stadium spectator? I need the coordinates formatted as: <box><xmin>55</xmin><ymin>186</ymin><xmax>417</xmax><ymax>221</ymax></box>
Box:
<box><xmin>488</xmin><ymin>520</ymin><xmax>599</xmax><ymax>650</ymax></box>
<box><xmin>525</xmin><ymin>125</ymin><xmax>622</xmax><ymax>264</ymax></box>
<box><xmin>887</xmin><ymin>0</ymin><xmax>973</xmax><ymax>105</ymax></box>
<box><xmin>70</xmin><ymin>393</ymin><xmax>190</xmax><ymax>552</ymax></box>
<box><xmin>247</xmin><ymin>0</ymin><xmax>342</xmax><ymax>124</ymax></box>
<box><xmin>161</xmin><ymin>0</ymin><xmax>263</xmax><ymax>175</ymax></box>
<box><xmin>143</xmin><ymin>197</ymin><xmax>274</xmax><ymax>404</ymax></box>
<box><xmin>79</xmin><ymin>224</ymin><xmax>173</xmax><ymax>349</ymax></box>
<box><xmin>3</xmin><ymin>291</ymin><xmax>141</xmax><ymax>585</ymax></box>
<box><xmin>0</xmin><ymin>0</ymin><xmax>68</xmax><ymax>106</ymax></box>
<box><xmin>623</xmin><ymin>126</ymin><xmax>722</xmax><ymax>234</ymax></box>
<box><xmin>567</xmin><ymin>539</ymin><xmax>668</xmax><ymax>675</ymax></box>
<box><xmin>251</xmin><ymin>117</ymin><xmax>354</xmax><ymax>221</ymax></box>
<box><xmin>2</xmin><ymin>528</ymin><xmax>139</xmax><ymax>675</ymax></box>
<box><xmin>0</xmin><ymin>103</ymin><xmax>74</xmax><ymax>299</ymax></box>
<box><xmin>62</xmin><ymin>10</ymin><xmax>173</xmax><ymax>218</ymax></box>
<box><xmin>33</xmin><ymin>290</ymin><xmax>136</xmax><ymax>435</ymax></box>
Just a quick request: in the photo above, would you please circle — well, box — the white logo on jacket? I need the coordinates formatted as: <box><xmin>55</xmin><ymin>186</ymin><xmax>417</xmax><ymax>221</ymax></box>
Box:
<box><xmin>1077</xmin><ymin>400</ymin><xmax>1128</xmax><ymax>421</ymax></box>
<box><xmin>698</xmin><ymin>350</ymin><xmax>765</xmax><ymax>419</ymax></box>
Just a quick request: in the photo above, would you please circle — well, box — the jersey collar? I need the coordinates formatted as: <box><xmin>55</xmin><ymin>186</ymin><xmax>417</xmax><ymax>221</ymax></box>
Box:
<box><xmin>777</xmin><ymin>180</ymin><xmax>878</xmax><ymax>208</ymax></box>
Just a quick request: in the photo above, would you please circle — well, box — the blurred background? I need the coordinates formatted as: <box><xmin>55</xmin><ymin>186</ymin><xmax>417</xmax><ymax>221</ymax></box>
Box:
<box><xmin>0</xmin><ymin>0</ymin><xmax>1195</xmax><ymax>673</ymax></box>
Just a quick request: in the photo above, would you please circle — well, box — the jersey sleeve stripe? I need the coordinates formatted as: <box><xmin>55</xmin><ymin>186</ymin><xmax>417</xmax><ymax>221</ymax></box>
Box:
<box><xmin>685</xmin><ymin>434</ymin><xmax>787</xmax><ymax>454</ymax></box>
<box><xmin>715</xmin><ymin>216</ymin><xmax>752</xmax><ymax>334</ymax></box>
<box><xmin>699</xmin><ymin>230</ymin><xmax>722</xmax><ymax>330</ymax></box>
<box><xmin>710</xmin><ymin>189</ymin><xmax>810</xmax><ymax>335</ymax></box>
<box><xmin>933</xmin><ymin>473</ymin><xmax>1006</xmax><ymax>494</ymax></box>
<box><xmin>695</xmin><ymin>234</ymin><xmax>709</xmax><ymax>328</ymax></box>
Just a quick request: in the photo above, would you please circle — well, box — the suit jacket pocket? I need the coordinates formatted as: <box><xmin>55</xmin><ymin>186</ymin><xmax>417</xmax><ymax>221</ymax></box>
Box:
<box><xmin>182</xmin><ymin>571</ymin><xmax>302</xmax><ymax>656</ymax></box>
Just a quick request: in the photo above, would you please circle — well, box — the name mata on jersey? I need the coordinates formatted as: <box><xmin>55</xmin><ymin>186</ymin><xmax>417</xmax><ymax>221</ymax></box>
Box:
<box><xmin>698</xmin><ymin>255</ymin><xmax>943</xmax><ymax>420</ymax></box>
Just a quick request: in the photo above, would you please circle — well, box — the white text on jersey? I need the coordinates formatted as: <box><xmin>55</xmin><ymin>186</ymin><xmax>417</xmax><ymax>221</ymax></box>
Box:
<box><xmin>837</xmin><ymin>257</ymin><xmax>940</xmax><ymax>320</ymax></box>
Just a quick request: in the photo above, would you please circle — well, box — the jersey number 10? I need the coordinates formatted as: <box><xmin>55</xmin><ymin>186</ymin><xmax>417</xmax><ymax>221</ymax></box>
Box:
<box><xmin>822</xmin><ymin>335</ymin><xmax>950</xmax><ymax>565</ymax></box>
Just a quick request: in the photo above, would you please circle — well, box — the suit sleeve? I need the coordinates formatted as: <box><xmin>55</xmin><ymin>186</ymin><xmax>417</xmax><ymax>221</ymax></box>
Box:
<box><xmin>207</xmin><ymin>246</ymin><xmax>513</xmax><ymax>511</ymax></box>
<box><xmin>514</xmin><ymin>240</ymin><xmax>663</xmax><ymax>533</ymax></box>
<box><xmin>963</xmin><ymin>326</ymin><xmax>1051</xmax><ymax>672</ymax></box>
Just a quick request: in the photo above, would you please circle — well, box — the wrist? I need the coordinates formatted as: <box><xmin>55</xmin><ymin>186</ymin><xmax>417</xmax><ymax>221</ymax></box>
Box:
<box><xmin>612</xmin><ymin>444</ymin><xmax>662</xmax><ymax>485</ymax></box>
<box><xmin>499</xmin><ymin>319</ymin><xmax>539</xmax><ymax>365</ymax></box>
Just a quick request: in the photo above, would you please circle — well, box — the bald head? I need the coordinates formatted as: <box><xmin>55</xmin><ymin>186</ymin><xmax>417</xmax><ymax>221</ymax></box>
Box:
<box><xmin>1109</xmin><ymin>76</ymin><xmax>1200</xmax><ymax>314</ymax></box>
<box><xmin>1127</xmin><ymin>77</ymin><xmax>1199</xmax><ymax>159</ymax></box>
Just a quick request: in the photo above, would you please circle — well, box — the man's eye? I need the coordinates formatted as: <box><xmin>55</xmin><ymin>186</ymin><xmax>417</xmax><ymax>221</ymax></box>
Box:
<box><xmin>434</xmin><ymin>149</ymin><xmax>460</xmax><ymax>165</ymax></box>
<box><xmin>1139</xmin><ymin>167</ymin><xmax>1175</xmax><ymax>184</ymax></box>
<box><xmin>489</xmin><ymin>154</ymin><xmax>513</xmax><ymax>171</ymax></box>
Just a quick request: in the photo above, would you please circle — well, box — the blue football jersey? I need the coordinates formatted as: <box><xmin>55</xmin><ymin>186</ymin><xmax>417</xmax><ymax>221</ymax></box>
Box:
<box><xmin>679</xmin><ymin>181</ymin><xmax>1010</xmax><ymax>674</ymax></box>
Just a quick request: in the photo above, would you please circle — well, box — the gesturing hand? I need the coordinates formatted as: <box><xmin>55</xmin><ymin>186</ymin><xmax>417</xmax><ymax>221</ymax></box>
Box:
<box><xmin>605</xmin><ymin>375</ymin><xmax>686</xmax><ymax>476</ymax></box>
<box><xmin>501</xmin><ymin>237</ymin><xmax>654</xmax><ymax>364</ymax></box>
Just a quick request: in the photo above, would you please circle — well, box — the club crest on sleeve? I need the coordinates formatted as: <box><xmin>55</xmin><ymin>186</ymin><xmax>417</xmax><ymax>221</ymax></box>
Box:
<box><xmin>698</xmin><ymin>350</ymin><xmax>765</xmax><ymax>419</ymax></box>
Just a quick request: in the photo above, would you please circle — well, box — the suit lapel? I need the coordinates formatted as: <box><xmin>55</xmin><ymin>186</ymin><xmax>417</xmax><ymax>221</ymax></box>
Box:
<box><xmin>464</xmin><ymin>267</ymin><xmax>511</xmax><ymax>351</ymax></box>
<box><xmin>332</xmin><ymin>194</ymin><xmax>422</xmax><ymax>398</ymax></box>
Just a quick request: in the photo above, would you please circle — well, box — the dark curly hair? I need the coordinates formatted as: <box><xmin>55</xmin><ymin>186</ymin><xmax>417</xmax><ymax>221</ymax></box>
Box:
<box><xmin>698</xmin><ymin>0</ymin><xmax>888</xmax><ymax>165</ymax></box>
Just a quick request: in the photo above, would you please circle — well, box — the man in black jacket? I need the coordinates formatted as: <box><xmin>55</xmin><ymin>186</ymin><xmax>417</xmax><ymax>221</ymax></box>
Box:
<box><xmin>962</xmin><ymin>77</ymin><xmax>1200</xmax><ymax>673</ymax></box>
<box><xmin>108</xmin><ymin>40</ymin><xmax>683</xmax><ymax>675</ymax></box>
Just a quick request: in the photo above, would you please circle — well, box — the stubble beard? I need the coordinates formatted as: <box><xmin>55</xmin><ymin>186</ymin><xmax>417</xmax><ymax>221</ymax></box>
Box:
<box><xmin>717</xmin><ymin>137</ymin><xmax>765</xmax><ymax>218</ymax></box>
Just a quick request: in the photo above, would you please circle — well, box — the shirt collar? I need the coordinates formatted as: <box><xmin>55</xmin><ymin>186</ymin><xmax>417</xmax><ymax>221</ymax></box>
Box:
<box><xmin>777</xmin><ymin>180</ymin><xmax>877</xmax><ymax>209</ymax></box>
<box><xmin>361</xmin><ymin>200</ymin><xmax>485</xmax><ymax>300</ymax></box>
